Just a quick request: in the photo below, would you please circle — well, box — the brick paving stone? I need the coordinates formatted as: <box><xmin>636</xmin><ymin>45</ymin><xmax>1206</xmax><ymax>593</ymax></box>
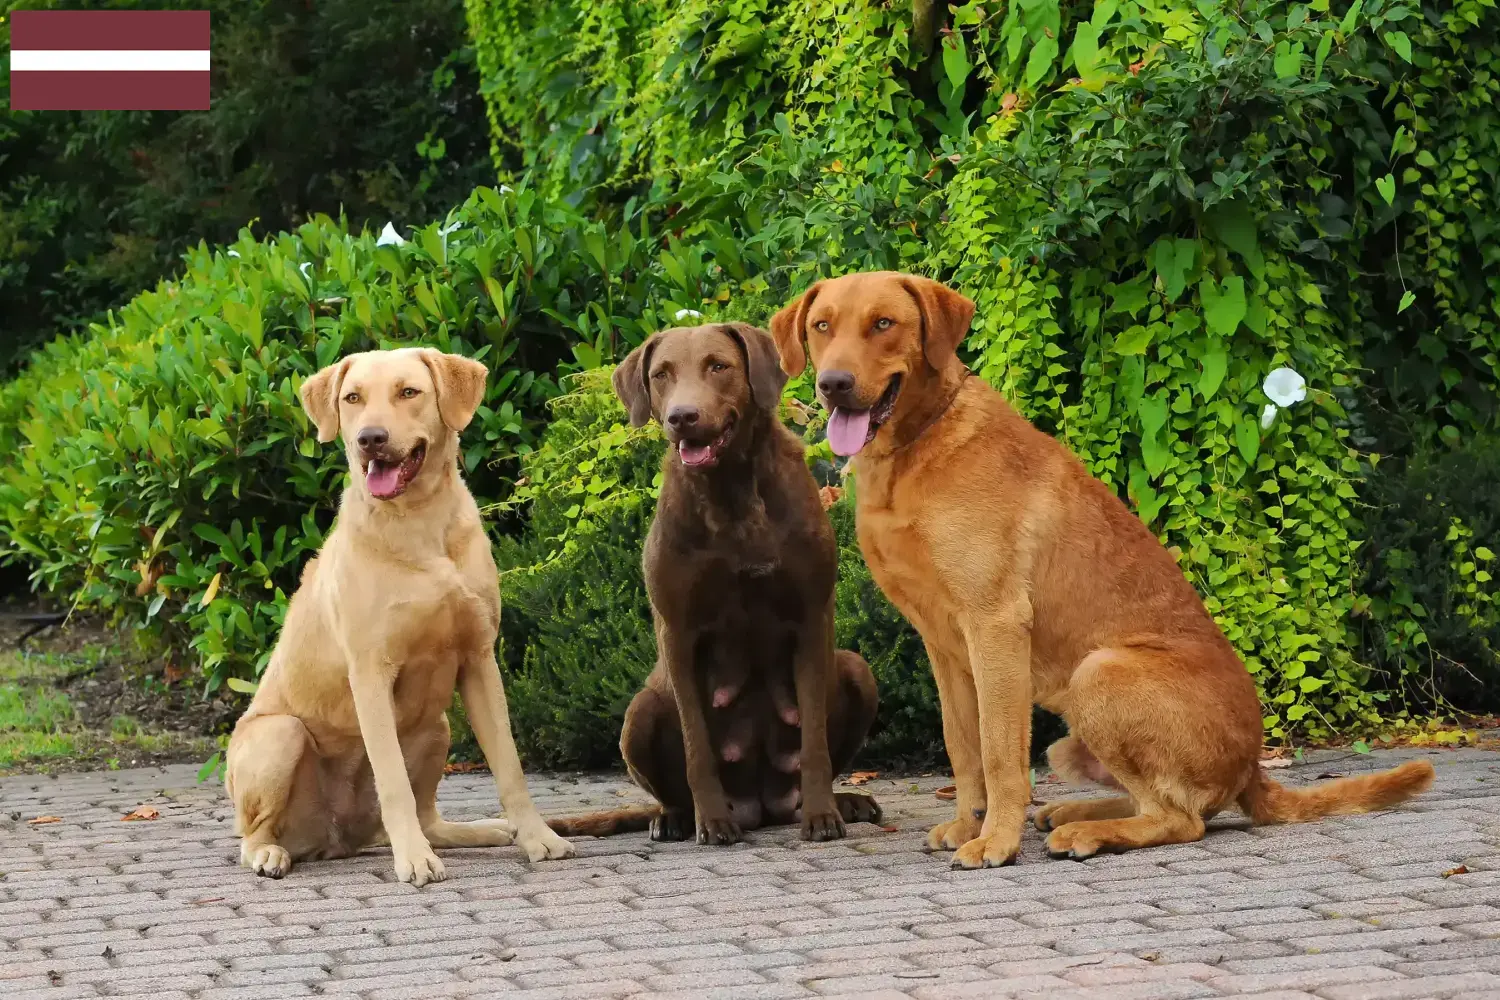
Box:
<box><xmin>1</xmin><ymin>747</ymin><xmax>1495</xmax><ymax>998</ymax></box>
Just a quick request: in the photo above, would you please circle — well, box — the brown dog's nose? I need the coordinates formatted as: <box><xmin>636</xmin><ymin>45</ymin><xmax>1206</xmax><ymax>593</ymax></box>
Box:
<box><xmin>665</xmin><ymin>405</ymin><xmax>700</xmax><ymax>431</ymax></box>
<box><xmin>817</xmin><ymin>369</ymin><xmax>856</xmax><ymax>399</ymax></box>
<box><xmin>356</xmin><ymin>426</ymin><xmax>389</xmax><ymax>451</ymax></box>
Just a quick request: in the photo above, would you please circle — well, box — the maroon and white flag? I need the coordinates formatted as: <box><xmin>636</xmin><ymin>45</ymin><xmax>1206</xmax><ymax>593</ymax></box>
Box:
<box><xmin>9</xmin><ymin>10</ymin><xmax>210</xmax><ymax>111</ymax></box>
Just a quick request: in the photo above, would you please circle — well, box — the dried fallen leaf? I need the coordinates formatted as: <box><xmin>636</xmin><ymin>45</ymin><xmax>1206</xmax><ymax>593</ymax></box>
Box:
<box><xmin>121</xmin><ymin>805</ymin><xmax>159</xmax><ymax>822</ymax></box>
<box><xmin>1259</xmin><ymin>758</ymin><xmax>1295</xmax><ymax>769</ymax></box>
<box><xmin>28</xmin><ymin>816</ymin><xmax>62</xmax><ymax>825</ymax></box>
<box><xmin>189</xmin><ymin>896</ymin><xmax>224</xmax><ymax>905</ymax></box>
<box><xmin>934</xmin><ymin>785</ymin><xmax>957</xmax><ymax>801</ymax></box>
<box><xmin>1317</xmin><ymin>772</ymin><xmax>1344</xmax><ymax>779</ymax></box>
<box><xmin>443</xmin><ymin>761</ymin><xmax>489</xmax><ymax>774</ymax></box>
<box><xmin>1442</xmin><ymin>865</ymin><xmax>1469</xmax><ymax>878</ymax></box>
<box><xmin>845</xmin><ymin>770</ymin><xmax>879</xmax><ymax>786</ymax></box>
<box><xmin>818</xmin><ymin>485</ymin><xmax>844</xmax><ymax>510</ymax></box>
<box><xmin>881</xmin><ymin>825</ymin><xmax>899</xmax><ymax>833</ymax></box>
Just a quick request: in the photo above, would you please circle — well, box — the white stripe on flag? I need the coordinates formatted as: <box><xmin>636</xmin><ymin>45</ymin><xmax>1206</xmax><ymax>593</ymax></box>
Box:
<box><xmin>10</xmin><ymin>50</ymin><xmax>210</xmax><ymax>72</ymax></box>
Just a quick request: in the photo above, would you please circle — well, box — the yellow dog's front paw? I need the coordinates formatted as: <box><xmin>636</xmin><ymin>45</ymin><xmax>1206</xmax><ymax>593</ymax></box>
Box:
<box><xmin>392</xmin><ymin>839</ymin><xmax>445</xmax><ymax>886</ymax></box>
<box><xmin>925</xmin><ymin>815</ymin><xmax>982</xmax><ymax>853</ymax></box>
<box><xmin>245</xmin><ymin>843</ymin><xmax>292</xmax><ymax>879</ymax></box>
<box><xmin>950</xmin><ymin>831</ymin><xmax>1021</xmax><ymax>869</ymax></box>
<box><xmin>516</xmin><ymin>821</ymin><xmax>575</xmax><ymax>862</ymax></box>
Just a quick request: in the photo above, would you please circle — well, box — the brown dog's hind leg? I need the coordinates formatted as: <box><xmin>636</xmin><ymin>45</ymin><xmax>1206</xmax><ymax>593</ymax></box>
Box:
<box><xmin>827</xmin><ymin>650</ymin><xmax>882</xmax><ymax>824</ymax></box>
<box><xmin>621</xmin><ymin>686</ymin><xmax>695</xmax><ymax>841</ymax></box>
<box><xmin>1034</xmin><ymin>796</ymin><xmax>1135</xmax><ymax>832</ymax></box>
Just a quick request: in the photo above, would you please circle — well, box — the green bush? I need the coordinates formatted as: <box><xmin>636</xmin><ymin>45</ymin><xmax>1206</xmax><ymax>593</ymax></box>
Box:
<box><xmin>0</xmin><ymin>0</ymin><xmax>491</xmax><ymax>371</ymax></box>
<box><xmin>0</xmin><ymin>187</ymin><xmax>717</xmax><ymax>690</ymax></box>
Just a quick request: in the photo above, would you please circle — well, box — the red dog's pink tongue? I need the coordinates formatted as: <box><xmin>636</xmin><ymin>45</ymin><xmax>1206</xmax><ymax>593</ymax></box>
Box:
<box><xmin>678</xmin><ymin>441</ymin><xmax>713</xmax><ymax>466</ymax></box>
<box><xmin>366</xmin><ymin>461</ymin><xmax>401</xmax><ymax>497</ymax></box>
<box><xmin>827</xmin><ymin>407</ymin><xmax>872</xmax><ymax>457</ymax></box>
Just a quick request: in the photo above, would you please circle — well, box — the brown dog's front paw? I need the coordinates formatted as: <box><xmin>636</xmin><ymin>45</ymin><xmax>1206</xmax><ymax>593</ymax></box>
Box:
<box><xmin>834</xmin><ymin>791</ymin><xmax>882</xmax><ymax>825</ymax></box>
<box><xmin>925</xmin><ymin>816</ymin><xmax>982</xmax><ymax>853</ymax></box>
<box><xmin>696</xmin><ymin>816</ymin><xmax>743</xmax><ymax>846</ymax></box>
<box><xmin>951</xmin><ymin>831</ymin><xmax>1021</xmax><ymax>870</ymax></box>
<box><xmin>650</xmin><ymin>808</ymin><xmax>692</xmax><ymax>842</ymax></box>
<box><xmin>801</xmin><ymin>808</ymin><xmax>846</xmax><ymax>842</ymax></box>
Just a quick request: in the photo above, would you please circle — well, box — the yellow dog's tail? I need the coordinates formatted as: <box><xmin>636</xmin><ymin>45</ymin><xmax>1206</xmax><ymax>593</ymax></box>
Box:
<box><xmin>547</xmin><ymin>805</ymin><xmax>659</xmax><ymax>838</ymax></box>
<box><xmin>1240</xmin><ymin>759</ymin><xmax>1435</xmax><ymax>825</ymax></box>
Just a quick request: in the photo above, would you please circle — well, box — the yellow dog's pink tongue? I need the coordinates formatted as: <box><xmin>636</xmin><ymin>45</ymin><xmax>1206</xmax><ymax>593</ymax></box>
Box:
<box><xmin>366</xmin><ymin>460</ymin><xmax>401</xmax><ymax>497</ymax></box>
<box><xmin>827</xmin><ymin>407</ymin><xmax>871</xmax><ymax>457</ymax></box>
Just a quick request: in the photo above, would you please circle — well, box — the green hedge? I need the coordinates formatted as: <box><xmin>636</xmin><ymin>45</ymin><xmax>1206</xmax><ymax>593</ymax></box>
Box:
<box><xmin>0</xmin><ymin>186</ymin><xmax>725</xmax><ymax>689</ymax></box>
<box><xmin>464</xmin><ymin>0</ymin><xmax>1500</xmax><ymax>737</ymax></box>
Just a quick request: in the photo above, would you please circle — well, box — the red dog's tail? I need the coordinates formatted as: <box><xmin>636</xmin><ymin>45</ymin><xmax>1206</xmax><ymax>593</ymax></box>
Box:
<box><xmin>1240</xmin><ymin>759</ymin><xmax>1435</xmax><ymax>825</ymax></box>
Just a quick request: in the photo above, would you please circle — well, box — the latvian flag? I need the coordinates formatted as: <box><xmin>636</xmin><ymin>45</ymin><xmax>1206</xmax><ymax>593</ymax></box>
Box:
<box><xmin>9</xmin><ymin>10</ymin><xmax>210</xmax><ymax>111</ymax></box>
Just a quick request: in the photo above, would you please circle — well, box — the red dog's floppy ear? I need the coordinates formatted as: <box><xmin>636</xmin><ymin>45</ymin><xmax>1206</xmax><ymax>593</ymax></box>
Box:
<box><xmin>612</xmin><ymin>332</ymin><xmax>661</xmax><ymax>428</ymax></box>
<box><xmin>901</xmin><ymin>275</ymin><xmax>975</xmax><ymax>371</ymax></box>
<box><xmin>769</xmin><ymin>281</ymin><xmax>823</xmax><ymax>377</ymax></box>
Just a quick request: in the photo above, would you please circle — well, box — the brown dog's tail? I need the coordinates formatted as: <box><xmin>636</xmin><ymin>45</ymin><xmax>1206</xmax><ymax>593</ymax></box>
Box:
<box><xmin>1241</xmin><ymin>759</ymin><xmax>1435</xmax><ymax>826</ymax></box>
<box><xmin>546</xmin><ymin>805</ymin><xmax>659</xmax><ymax>838</ymax></box>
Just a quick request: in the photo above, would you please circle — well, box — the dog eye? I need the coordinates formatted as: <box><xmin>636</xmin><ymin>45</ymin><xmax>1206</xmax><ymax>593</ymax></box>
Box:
<box><xmin>814</xmin><ymin>321</ymin><xmax>830</xmax><ymax>332</ymax></box>
<box><xmin>400</xmin><ymin>387</ymin><xmax>420</xmax><ymax>399</ymax></box>
<box><xmin>710</xmin><ymin>362</ymin><xmax>728</xmax><ymax>373</ymax></box>
<box><xmin>875</xmin><ymin>318</ymin><xmax>894</xmax><ymax>330</ymax></box>
<box><xmin>342</xmin><ymin>392</ymin><xmax>359</xmax><ymax>404</ymax></box>
<box><xmin>651</xmin><ymin>370</ymin><xmax>667</xmax><ymax>381</ymax></box>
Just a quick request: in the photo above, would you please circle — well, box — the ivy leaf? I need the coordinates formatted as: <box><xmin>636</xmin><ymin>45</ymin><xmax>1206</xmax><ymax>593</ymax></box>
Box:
<box><xmin>1128</xmin><ymin>465</ymin><xmax>1167</xmax><ymax>525</ymax></box>
<box><xmin>1376</xmin><ymin>174</ymin><xmax>1396</xmax><ymax>205</ymax></box>
<box><xmin>1352</xmin><ymin>740</ymin><xmax>1372</xmax><ymax>754</ymax></box>
<box><xmin>1384</xmin><ymin>30</ymin><xmax>1412</xmax><ymax>62</ymax></box>
<box><xmin>1201</xmin><ymin>275</ymin><xmax>1248</xmax><ymax>336</ymax></box>
<box><xmin>1236</xmin><ymin>414</ymin><xmax>1261</xmax><ymax>465</ymax></box>
<box><xmin>1072</xmin><ymin>22</ymin><xmax>1102</xmax><ymax>82</ymax></box>
<box><xmin>1340</xmin><ymin>0</ymin><xmax>1364</xmax><ymax>32</ymax></box>
<box><xmin>1208</xmin><ymin>203</ymin><xmax>1264</xmax><ymax>278</ymax></box>
<box><xmin>1152</xmin><ymin>237</ymin><xmax>1195</xmax><ymax>301</ymax></box>
<box><xmin>1114</xmin><ymin>325</ymin><xmax>1155</xmax><ymax>356</ymax></box>
<box><xmin>1273</xmin><ymin>40</ymin><xmax>1305</xmax><ymax>79</ymax></box>
<box><xmin>1398</xmin><ymin>290</ymin><xmax>1416</xmax><ymax>313</ymax></box>
<box><xmin>1198</xmin><ymin>343</ymin><xmax>1228</xmax><ymax>401</ymax></box>
<box><xmin>1025</xmin><ymin>35</ymin><xmax>1060</xmax><ymax>88</ymax></box>
<box><xmin>1138</xmin><ymin>394</ymin><xmax>1170</xmax><ymax>477</ymax></box>
<box><xmin>1314</xmin><ymin>29</ymin><xmax>1334</xmax><ymax>79</ymax></box>
<box><xmin>942</xmin><ymin>32</ymin><xmax>971</xmax><ymax>92</ymax></box>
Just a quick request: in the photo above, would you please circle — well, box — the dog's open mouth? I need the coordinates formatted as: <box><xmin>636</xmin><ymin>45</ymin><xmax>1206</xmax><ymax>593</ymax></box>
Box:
<box><xmin>677</xmin><ymin>414</ymin><xmax>736</xmax><ymax>469</ymax></box>
<box><xmin>826</xmin><ymin>376</ymin><xmax>902</xmax><ymax>458</ymax></box>
<box><xmin>362</xmin><ymin>442</ymin><xmax>426</xmax><ymax>499</ymax></box>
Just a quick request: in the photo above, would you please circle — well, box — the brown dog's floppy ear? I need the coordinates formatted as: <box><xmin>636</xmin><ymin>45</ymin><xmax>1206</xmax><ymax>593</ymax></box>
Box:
<box><xmin>722</xmin><ymin>323</ymin><xmax>788</xmax><ymax>413</ymax></box>
<box><xmin>420</xmin><ymin>350</ymin><xmax>489</xmax><ymax>431</ymax></box>
<box><xmin>612</xmin><ymin>333</ymin><xmax>660</xmax><ymax>428</ymax></box>
<box><xmin>769</xmin><ymin>281</ymin><xmax>822</xmax><ymax>377</ymax></box>
<box><xmin>901</xmin><ymin>275</ymin><xmax>976</xmax><ymax>370</ymax></box>
<box><xmin>299</xmin><ymin>357</ymin><xmax>353</xmax><ymax>443</ymax></box>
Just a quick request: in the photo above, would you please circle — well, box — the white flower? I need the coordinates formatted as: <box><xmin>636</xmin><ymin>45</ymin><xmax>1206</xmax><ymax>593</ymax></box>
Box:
<box><xmin>376</xmin><ymin>222</ymin><xmax>406</xmax><ymax>247</ymax></box>
<box><xmin>499</xmin><ymin>184</ymin><xmax>514</xmax><ymax>194</ymax></box>
<box><xmin>1263</xmin><ymin>367</ymin><xmax>1307</xmax><ymax>408</ymax></box>
<box><xmin>1261</xmin><ymin>403</ymin><xmax>1279</xmax><ymax>429</ymax></box>
<box><xmin>226</xmin><ymin>250</ymin><xmax>241</xmax><ymax>258</ymax></box>
<box><xmin>298</xmin><ymin>262</ymin><xmax>312</xmax><ymax>279</ymax></box>
<box><xmin>675</xmin><ymin>309</ymin><xmax>703</xmax><ymax>320</ymax></box>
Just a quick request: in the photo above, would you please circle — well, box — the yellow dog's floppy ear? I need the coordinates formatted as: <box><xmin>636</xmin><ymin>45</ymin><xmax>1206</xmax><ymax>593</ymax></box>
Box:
<box><xmin>612</xmin><ymin>332</ymin><xmax>661</xmax><ymax>428</ymax></box>
<box><xmin>900</xmin><ymin>275</ymin><xmax>975</xmax><ymax>371</ymax></box>
<box><xmin>419</xmin><ymin>350</ymin><xmax>489</xmax><ymax>431</ymax></box>
<box><xmin>769</xmin><ymin>281</ymin><xmax>823</xmax><ymax>377</ymax></box>
<box><xmin>299</xmin><ymin>357</ymin><xmax>353</xmax><ymax>443</ymax></box>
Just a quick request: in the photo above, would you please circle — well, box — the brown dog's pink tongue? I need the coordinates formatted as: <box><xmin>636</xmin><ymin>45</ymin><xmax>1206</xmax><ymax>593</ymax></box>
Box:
<box><xmin>678</xmin><ymin>441</ymin><xmax>713</xmax><ymax>466</ymax></box>
<box><xmin>366</xmin><ymin>460</ymin><xmax>401</xmax><ymax>497</ymax></box>
<box><xmin>827</xmin><ymin>407</ymin><xmax>872</xmax><ymax>457</ymax></box>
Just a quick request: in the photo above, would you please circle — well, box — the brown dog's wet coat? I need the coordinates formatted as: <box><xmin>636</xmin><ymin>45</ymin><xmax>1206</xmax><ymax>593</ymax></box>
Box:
<box><xmin>550</xmin><ymin>323</ymin><xmax>880</xmax><ymax>844</ymax></box>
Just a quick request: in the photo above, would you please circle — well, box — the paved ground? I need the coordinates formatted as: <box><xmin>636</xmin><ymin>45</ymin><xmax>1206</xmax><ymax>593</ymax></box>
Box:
<box><xmin>2</xmin><ymin>748</ymin><xmax>1499</xmax><ymax>1000</ymax></box>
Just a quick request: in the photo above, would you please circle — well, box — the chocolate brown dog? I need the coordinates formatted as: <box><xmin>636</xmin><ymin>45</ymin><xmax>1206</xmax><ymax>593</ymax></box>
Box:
<box><xmin>549</xmin><ymin>323</ymin><xmax>882</xmax><ymax>844</ymax></box>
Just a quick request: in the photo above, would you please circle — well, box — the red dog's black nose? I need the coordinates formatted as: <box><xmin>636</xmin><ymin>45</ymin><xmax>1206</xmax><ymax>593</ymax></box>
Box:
<box><xmin>817</xmin><ymin>369</ymin><xmax>856</xmax><ymax>398</ymax></box>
